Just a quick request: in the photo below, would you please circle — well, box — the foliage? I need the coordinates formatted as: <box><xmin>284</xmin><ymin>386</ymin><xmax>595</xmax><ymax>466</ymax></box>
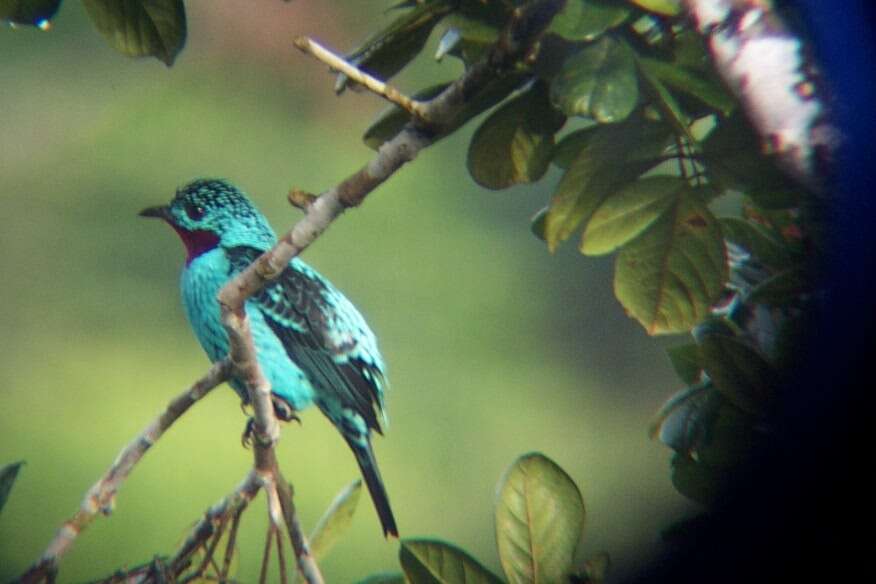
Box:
<box><xmin>0</xmin><ymin>0</ymin><xmax>186</xmax><ymax>64</ymax></box>
<box><xmin>0</xmin><ymin>461</ymin><xmax>23</xmax><ymax>517</ymax></box>
<box><xmin>4</xmin><ymin>0</ymin><xmax>819</xmax><ymax>578</ymax></box>
<box><xmin>331</xmin><ymin>0</ymin><xmax>811</xmax><ymax>507</ymax></box>
<box><xmin>357</xmin><ymin>452</ymin><xmax>605</xmax><ymax>584</ymax></box>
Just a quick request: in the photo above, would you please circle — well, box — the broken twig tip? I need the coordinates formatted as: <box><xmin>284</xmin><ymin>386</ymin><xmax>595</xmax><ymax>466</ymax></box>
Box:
<box><xmin>288</xmin><ymin>188</ymin><xmax>317</xmax><ymax>210</ymax></box>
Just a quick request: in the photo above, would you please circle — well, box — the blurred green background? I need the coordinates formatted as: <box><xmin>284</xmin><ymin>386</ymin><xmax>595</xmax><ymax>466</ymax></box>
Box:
<box><xmin>0</xmin><ymin>1</ymin><xmax>695</xmax><ymax>581</ymax></box>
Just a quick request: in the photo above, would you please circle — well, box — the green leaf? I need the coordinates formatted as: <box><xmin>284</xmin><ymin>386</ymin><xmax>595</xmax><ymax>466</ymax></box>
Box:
<box><xmin>719</xmin><ymin>216</ymin><xmax>795</xmax><ymax>269</ymax></box>
<box><xmin>551</xmin><ymin>125</ymin><xmax>598</xmax><ymax>169</ymax></box>
<box><xmin>671</xmin><ymin>30</ymin><xmax>713</xmax><ymax>73</ymax></box>
<box><xmin>495</xmin><ymin>452</ymin><xmax>585</xmax><ymax>584</ymax></box>
<box><xmin>0</xmin><ymin>461</ymin><xmax>24</xmax><ymax>516</ymax></box>
<box><xmin>544</xmin><ymin>120</ymin><xmax>671</xmax><ymax>252</ymax></box>
<box><xmin>467</xmin><ymin>82</ymin><xmax>566</xmax><ymax>190</ymax></box>
<box><xmin>670</xmin><ymin>453</ymin><xmax>718</xmax><ymax>505</ymax></box>
<box><xmin>309</xmin><ymin>479</ymin><xmax>363</xmax><ymax>560</ymax></box>
<box><xmin>648</xmin><ymin>381</ymin><xmax>710</xmax><ymax>442</ymax></box>
<box><xmin>356</xmin><ymin>572</ymin><xmax>407</xmax><ymax>584</ymax></box>
<box><xmin>551</xmin><ymin>35</ymin><xmax>639</xmax><ymax>123</ymax></box>
<box><xmin>81</xmin><ymin>0</ymin><xmax>186</xmax><ymax>66</ymax></box>
<box><xmin>697</xmin><ymin>333</ymin><xmax>778</xmax><ymax>413</ymax></box>
<box><xmin>581</xmin><ymin>176</ymin><xmax>686</xmax><ymax>255</ymax></box>
<box><xmin>338</xmin><ymin>0</ymin><xmax>453</xmax><ymax>91</ymax></box>
<box><xmin>0</xmin><ymin>0</ymin><xmax>60</xmax><ymax>26</ymax></box>
<box><xmin>400</xmin><ymin>539</ymin><xmax>504</xmax><ymax>584</ymax></box>
<box><xmin>702</xmin><ymin>113</ymin><xmax>799</xmax><ymax>209</ymax></box>
<box><xmin>638</xmin><ymin>57</ymin><xmax>735</xmax><ymax>116</ymax></box>
<box><xmin>548</xmin><ymin>0</ymin><xmax>631</xmax><ymax>42</ymax></box>
<box><xmin>747</xmin><ymin>267</ymin><xmax>807</xmax><ymax>306</ymax></box>
<box><xmin>614</xmin><ymin>186</ymin><xmax>727</xmax><ymax>334</ymax></box>
<box><xmin>364</xmin><ymin>74</ymin><xmax>525</xmax><ymax>150</ymax></box>
<box><xmin>695</xmin><ymin>403</ymin><xmax>761</xmax><ymax>470</ymax></box>
<box><xmin>635</xmin><ymin>55</ymin><xmax>694</xmax><ymax>142</ymax></box>
<box><xmin>439</xmin><ymin>2</ymin><xmax>506</xmax><ymax>65</ymax></box>
<box><xmin>667</xmin><ymin>343</ymin><xmax>703</xmax><ymax>385</ymax></box>
<box><xmin>627</xmin><ymin>0</ymin><xmax>681</xmax><ymax>16</ymax></box>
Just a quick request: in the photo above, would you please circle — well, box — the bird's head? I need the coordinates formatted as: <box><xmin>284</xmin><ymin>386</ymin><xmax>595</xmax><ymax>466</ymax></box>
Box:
<box><xmin>140</xmin><ymin>178</ymin><xmax>276</xmax><ymax>263</ymax></box>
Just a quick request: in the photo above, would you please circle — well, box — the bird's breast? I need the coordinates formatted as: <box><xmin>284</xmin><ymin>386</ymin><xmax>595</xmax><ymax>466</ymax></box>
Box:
<box><xmin>180</xmin><ymin>248</ymin><xmax>231</xmax><ymax>363</ymax></box>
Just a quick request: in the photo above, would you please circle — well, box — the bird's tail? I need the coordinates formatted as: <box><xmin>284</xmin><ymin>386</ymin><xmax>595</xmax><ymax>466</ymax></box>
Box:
<box><xmin>344</xmin><ymin>436</ymin><xmax>398</xmax><ymax>538</ymax></box>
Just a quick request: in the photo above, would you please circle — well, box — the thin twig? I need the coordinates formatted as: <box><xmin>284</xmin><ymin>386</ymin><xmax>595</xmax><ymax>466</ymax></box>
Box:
<box><xmin>293</xmin><ymin>37</ymin><xmax>428</xmax><ymax>119</ymax></box>
<box><xmin>276</xmin><ymin>526</ymin><xmax>289</xmax><ymax>584</ymax></box>
<box><xmin>259</xmin><ymin>525</ymin><xmax>275</xmax><ymax>584</ymax></box>
<box><xmin>211</xmin><ymin>5</ymin><xmax>565</xmax><ymax>582</ymax></box>
<box><xmin>275</xmin><ymin>471</ymin><xmax>321</xmax><ymax>584</ymax></box>
<box><xmin>19</xmin><ymin>3</ymin><xmax>568</xmax><ymax>582</ymax></box>
<box><xmin>220</xmin><ymin>500</ymin><xmax>246</xmax><ymax>579</ymax></box>
<box><xmin>187</xmin><ymin>508</ymin><xmax>230</xmax><ymax>581</ymax></box>
<box><xmin>171</xmin><ymin>470</ymin><xmax>262</xmax><ymax>577</ymax></box>
<box><xmin>18</xmin><ymin>360</ymin><xmax>231</xmax><ymax>584</ymax></box>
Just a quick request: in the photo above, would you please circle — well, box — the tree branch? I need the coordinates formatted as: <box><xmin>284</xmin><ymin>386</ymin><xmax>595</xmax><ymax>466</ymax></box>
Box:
<box><xmin>213</xmin><ymin>3</ymin><xmax>565</xmax><ymax>575</ymax></box>
<box><xmin>17</xmin><ymin>360</ymin><xmax>231</xmax><ymax>584</ymax></box>
<box><xmin>681</xmin><ymin>0</ymin><xmax>838</xmax><ymax>190</ymax></box>
<box><xmin>17</xmin><ymin>3</ymin><xmax>566</xmax><ymax>582</ymax></box>
<box><xmin>172</xmin><ymin>469</ymin><xmax>262</xmax><ymax>580</ymax></box>
<box><xmin>293</xmin><ymin>37</ymin><xmax>428</xmax><ymax>119</ymax></box>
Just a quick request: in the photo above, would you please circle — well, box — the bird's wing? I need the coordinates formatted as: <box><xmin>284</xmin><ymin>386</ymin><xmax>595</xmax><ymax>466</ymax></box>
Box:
<box><xmin>227</xmin><ymin>246</ymin><xmax>387</xmax><ymax>433</ymax></box>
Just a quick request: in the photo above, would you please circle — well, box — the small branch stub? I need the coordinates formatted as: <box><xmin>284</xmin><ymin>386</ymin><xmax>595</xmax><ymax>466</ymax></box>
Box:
<box><xmin>288</xmin><ymin>188</ymin><xmax>317</xmax><ymax>210</ymax></box>
<box><xmin>293</xmin><ymin>36</ymin><xmax>428</xmax><ymax>120</ymax></box>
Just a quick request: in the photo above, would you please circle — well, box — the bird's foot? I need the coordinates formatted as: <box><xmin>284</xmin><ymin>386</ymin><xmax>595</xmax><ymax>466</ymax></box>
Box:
<box><xmin>272</xmin><ymin>396</ymin><xmax>301</xmax><ymax>424</ymax></box>
<box><xmin>240</xmin><ymin>397</ymin><xmax>299</xmax><ymax>448</ymax></box>
<box><xmin>241</xmin><ymin>417</ymin><xmax>256</xmax><ymax>449</ymax></box>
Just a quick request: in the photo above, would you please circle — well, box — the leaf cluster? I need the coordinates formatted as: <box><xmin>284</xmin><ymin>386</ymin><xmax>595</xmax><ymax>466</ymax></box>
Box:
<box><xmin>349</xmin><ymin>0</ymin><xmax>805</xmax><ymax>339</ymax></box>
<box><xmin>1</xmin><ymin>0</ymin><xmax>186</xmax><ymax>65</ymax></box>
<box><xmin>340</xmin><ymin>0</ymin><xmax>815</xmax><ymax>505</ymax></box>
<box><xmin>358</xmin><ymin>452</ymin><xmax>607</xmax><ymax>584</ymax></box>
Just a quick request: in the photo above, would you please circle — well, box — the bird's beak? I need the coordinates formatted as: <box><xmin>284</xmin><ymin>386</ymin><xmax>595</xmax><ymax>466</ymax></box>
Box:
<box><xmin>138</xmin><ymin>205</ymin><xmax>171</xmax><ymax>221</ymax></box>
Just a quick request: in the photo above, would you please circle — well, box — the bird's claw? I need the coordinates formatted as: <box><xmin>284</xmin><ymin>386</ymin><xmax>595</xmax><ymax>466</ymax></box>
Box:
<box><xmin>241</xmin><ymin>417</ymin><xmax>255</xmax><ymax>449</ymax></box>
<box><xmin>241</xmin><ymin>398</ymin><xmax>300</xmax><ymax>448</ymax></box>
<box><xmin>272</xmin><ymin>396</ymin><xmax>301</xmax><ymax>424</ymax></box>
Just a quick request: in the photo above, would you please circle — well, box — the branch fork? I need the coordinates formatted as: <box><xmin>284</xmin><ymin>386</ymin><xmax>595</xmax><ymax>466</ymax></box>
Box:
<box><xmin>18</xmin><ymin>2</ymin><xmax>568</xmax><ymax>582</ymax></box>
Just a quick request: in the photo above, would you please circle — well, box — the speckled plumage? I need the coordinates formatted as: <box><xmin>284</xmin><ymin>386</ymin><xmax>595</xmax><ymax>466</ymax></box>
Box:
<box><xmin>141</xmin><ymin>178</ymin><xmax>397</xmax><ymax>537</ymax></box>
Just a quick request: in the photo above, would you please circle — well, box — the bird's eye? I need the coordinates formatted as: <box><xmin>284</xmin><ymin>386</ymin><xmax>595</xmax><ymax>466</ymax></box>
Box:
<box><xmin>184</xmin><ymin>202</ymin><xmax>205</xmax><ymax>221</ymax></box>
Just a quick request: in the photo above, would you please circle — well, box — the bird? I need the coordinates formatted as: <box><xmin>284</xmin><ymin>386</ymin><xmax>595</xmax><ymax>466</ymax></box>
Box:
<box><xmin>140</xmin><ymin>178</ymin><xmax>398</xmax><ymax>537</ymax></box>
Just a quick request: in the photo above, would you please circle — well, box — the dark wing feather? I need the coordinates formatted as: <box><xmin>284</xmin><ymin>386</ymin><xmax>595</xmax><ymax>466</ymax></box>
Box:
<box><xmin>227</xmin><ymin>246</ymin><xmax>386</xmax><ymax>433</ymax></box>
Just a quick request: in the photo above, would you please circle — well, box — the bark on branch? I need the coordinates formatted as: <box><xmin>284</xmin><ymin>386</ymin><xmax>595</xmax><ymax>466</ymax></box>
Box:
<box><xmin>17</xmin><ymin>2</ymin><xmax>566</xmax><ymax>582</ymax></box>
<box><xmin>18</xmin><ymin>360</ymin><xmax>231</xmax><ymax>584</ymax></box>
<box><xmin>681</xmin><ymin>0</ymin><xmax>838</xmax><ymax>190</ymax></box>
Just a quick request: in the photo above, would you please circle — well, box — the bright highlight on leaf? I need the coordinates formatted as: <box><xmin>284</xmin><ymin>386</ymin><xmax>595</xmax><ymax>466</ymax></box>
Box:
<box><xmin>400</xmin><ymin>539</ymin><xmax>504</xmax><ymax>584</ymax></box>
<box><xmin>614</xmin><ymin>186</ymin><xmax>727</xmax><ymax>335</ymax></box>
<box><xmin>81</xmin><ymin>0</ymin><xmax>187</xmax><ymax>66</ymax></box>
<box><xmin>544</xmin><ymin>120</ymin><xmax>670</xmax><ymax>252</ymax></box>
<box><xmin>495</xmin><ymin>452</ymin><xmax>585</xmax><ymax>584</ymax></box>
<box><xmin>581</xmin><ymin>176</ymin><xmax>686</xmax><ymax>256</ymax></box>
<box><xmin>0</xmin><ymin>0</ymin><xmax>60</xmax><ymax>26</ymax></box>
<box><xmin>627</xmin><ymin>0</ymin><xmax>681</xmax><ymax>16</ymax></box>
<box><xmin>309</xmin><ymin>479</ymin><xmax>363</xmax><ymax>561</ymax></box>
<box><xmin>467</xmin><ymin>83</ymin><xmax>565</xmax><ymax>190</ymax></box>
<box><xmin>548</xmin><ymin>0</ymin><xmax>631</xmax><ymax>42</ymax></box>
<box><xmin>550</xmin><ymin>35</ymin><xmax>639</xmax><ymax>123</ymax></box>
<box><xmin>719</xmin><ymin>216</ymin><xmax>794</xmax><ymax>269</ymax></box>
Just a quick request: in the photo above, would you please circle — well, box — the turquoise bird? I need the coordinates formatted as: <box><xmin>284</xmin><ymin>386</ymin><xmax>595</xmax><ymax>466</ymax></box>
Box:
<box><xmin>140</xmin><ymin>178</ymin><xmax>398</xmax><ymax>537</ymax></box>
